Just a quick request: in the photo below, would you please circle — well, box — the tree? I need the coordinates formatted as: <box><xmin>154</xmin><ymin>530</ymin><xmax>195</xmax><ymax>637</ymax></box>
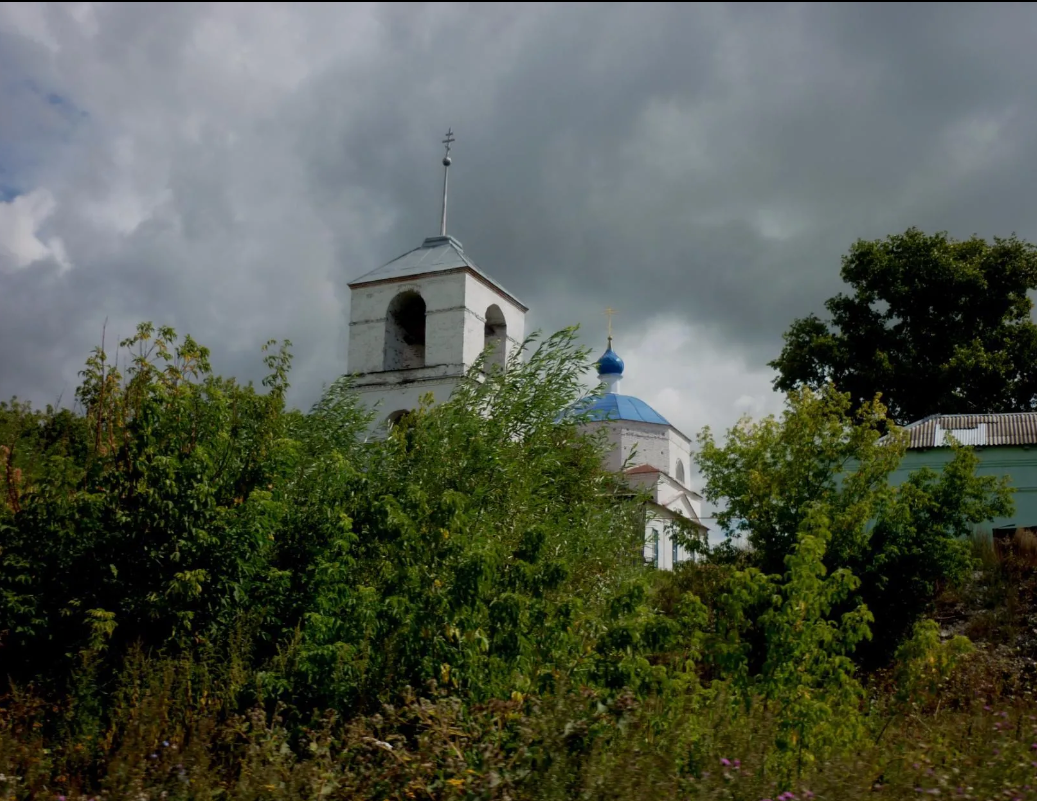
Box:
<box><xmin>770</xmin><ymin>227</ymin><xmax>1037</xmax><ymax>425</ymax></box>
<box><xmin>1</xmin><ymin>324</ymin><xmax>676</xmax><ymax>712</ymax></box>
<box><xmin>696</xmin><ymin>384</ymin><xmax>1013</xmax><ymax>659</ymax></box>
<box><xmin>717</xmin><ymin>506</ymin><xmax>873</xmax><ymax>781</ymax></box>
<box><xmin>0</xmin><ymin>324</ymin><xmax>298</xmax><ymax>683</ymax></box>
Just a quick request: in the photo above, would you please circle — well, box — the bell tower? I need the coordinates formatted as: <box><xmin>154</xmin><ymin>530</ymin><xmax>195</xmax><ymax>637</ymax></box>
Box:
<box><xmin>346</xmin><ymin>131</ymin><xmax>527</xmax><ymax>429</ymax></box>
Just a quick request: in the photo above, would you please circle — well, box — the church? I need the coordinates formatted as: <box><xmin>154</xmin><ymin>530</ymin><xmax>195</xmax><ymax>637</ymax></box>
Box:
<box><xmin>344</xmin><ymin>133</ymin><xmax>706</xmax><ymax>569</ymax></box>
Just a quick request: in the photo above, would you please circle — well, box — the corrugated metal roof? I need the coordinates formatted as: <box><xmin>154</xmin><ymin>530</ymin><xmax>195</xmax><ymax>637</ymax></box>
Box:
<box><xmin>902</xmin><ymin>413</ymin><xmax>1037</xmax><ymax>449</ymax></box>
<box><xmin>348</xmin><ymin>235</ymin><xmax>528</xmax><ymax>311</ymax></box>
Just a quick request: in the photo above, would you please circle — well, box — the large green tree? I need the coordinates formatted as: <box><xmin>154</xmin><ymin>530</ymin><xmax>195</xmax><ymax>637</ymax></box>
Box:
<box><xmin>770</xmin><ymin>227</ymin><xmax>1037</xmax><ymax>425</ymax></box>
<box><xmin>1</xmin><ymin>323</ymin><xmax>681</xmax><ymax>711</ymax></box>
<box><xmin>696</xmin><ymin>384</ymin><xmax>1013</xmax><ymax>660</ymax></box>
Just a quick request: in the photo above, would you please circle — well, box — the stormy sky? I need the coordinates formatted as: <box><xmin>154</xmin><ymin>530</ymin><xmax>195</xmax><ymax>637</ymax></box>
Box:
<box><xmin>3</xmin><ymin>2</ymin><xmax>1037</xmax><ymax>450</ymax></box>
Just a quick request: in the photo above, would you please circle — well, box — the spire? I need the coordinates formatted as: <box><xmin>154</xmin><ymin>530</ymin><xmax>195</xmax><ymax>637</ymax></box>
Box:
<box><xmin>439</xmin><ymin>127</ymin><xmax>455</xmax><ymax>237</ymax></box>
<box><xmin>596</xmin><ymin>308</ymin><xmax>624</xmax><ymax>393</ymax></box>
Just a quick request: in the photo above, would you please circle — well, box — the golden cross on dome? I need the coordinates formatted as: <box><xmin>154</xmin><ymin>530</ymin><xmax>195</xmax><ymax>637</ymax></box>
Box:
<box><xmin>604</xmin><ymin>307</ymin><xmax>617</xmax><ymax>340</ymax></box>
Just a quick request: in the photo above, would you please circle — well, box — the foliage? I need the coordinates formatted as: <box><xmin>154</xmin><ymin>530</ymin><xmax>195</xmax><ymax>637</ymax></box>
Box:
<box><xmin>4</xmin><ymin>645</ymin><xmax>1037</xmax><ymax>801</ymax></box>
<box><xmin>0</xmin><ymin>324</ymin><xmax>667</xmax><ymax>716</ymax></box>
<box><xmin>2</xmin><ymin>319</ymin><xmax>1031</xmax><ymax>798</ymax></box>
<box><xmin>696</xmin><ymin>384</ymin><xmax>901</xmax><ymax>574</ymax></box>
<box><xmin>857</xmin><ymin>441</ymin><xmax>1012</xmax><ymax>655</ymax></box>
<box><xmin>890</xmin><ymin>619</ymin><xmax>974</xmax><ymax>712</ymax></box>
<box><xmin>770</xmin><ymin>226</ymin><xmax>1037</xmax><ymax>425</ymax></box>
<box><xmin>716</xmin><ymin>508</ymin><xmax>873</xmax><ymax>781</ymax></box>
<box><xmin>0</xmin><ymin>323</ymin><xmax>296</xmax><ymax>685</ymax></box>
<box><xmin>696</xmin><ymin>383</ymin><xmax>1013</xmax><ymax>660</ymax></box>
<box><xmin>282</xmin><ymin>328</ymin><xmax>655</xmax><ymax>711</ymax></box>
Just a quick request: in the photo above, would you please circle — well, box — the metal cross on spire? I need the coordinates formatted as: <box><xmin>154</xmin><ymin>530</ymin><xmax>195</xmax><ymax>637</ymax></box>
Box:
<box><xmin>604</xmin><ymin>307</ymin><xmax>617</xmax><ymax>345</ymax></box>
<box><xmin>440</xmin><ymin>128</ymin><xmax>455</xmax><ymax>237</ymax></box>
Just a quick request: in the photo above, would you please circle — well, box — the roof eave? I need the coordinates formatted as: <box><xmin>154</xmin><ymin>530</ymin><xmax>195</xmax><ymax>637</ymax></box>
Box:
<box><xmin>348</xmin><ymin>265</ymin><xmax>528</xmax><ymax>313</ymax></box>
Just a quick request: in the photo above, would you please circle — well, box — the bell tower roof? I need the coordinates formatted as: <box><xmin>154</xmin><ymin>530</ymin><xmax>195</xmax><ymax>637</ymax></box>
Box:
<box><xmin>348</xmin><ymin>235</ymin><xmax>527</xmax><ymax>312</ymax></box>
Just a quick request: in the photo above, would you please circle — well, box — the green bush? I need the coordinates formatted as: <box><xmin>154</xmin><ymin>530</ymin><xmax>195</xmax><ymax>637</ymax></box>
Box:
<box><xmin>1</xmin><ymin>322</ymin><xmax>1031</xmax><ymax>798</ymax></box>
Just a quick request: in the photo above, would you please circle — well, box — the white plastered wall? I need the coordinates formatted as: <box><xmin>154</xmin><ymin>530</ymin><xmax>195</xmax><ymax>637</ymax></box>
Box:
<box><xmin>627</xmin><ymin>471</ymin><xmax>704</xmax><ymax>570</ymax></box>
<box><xmin>348</xmin><ymin>273</ymin><xmax>468</xmax><ymax>375</ymax></box>
<box><xmin>644</xmin><ymin>505</ymin><xmax>698</xmax><ymax>570</ymax></box>
<box><xmin>356</xmin><ymin>378</ymin><xmax>465</xmax><ymax>433</ymax></box>
<box><xmin>349</xmin><ymin>272</ymin><xmax>526</xmax><ymax>377</ymax></box>
<box><xmin>588</xmin><ymin>420</ymin><xmax>694</xmax><ymax>487</ymax></box>
<box><xmin>347</xmin><ymin>268</ymin><xmax>527</xmax><ymax>436</ymax></box>
<box><xmin>460</xmin><ymin>274</ymin><xmax>526</xmax><ymax>369</ymax></box>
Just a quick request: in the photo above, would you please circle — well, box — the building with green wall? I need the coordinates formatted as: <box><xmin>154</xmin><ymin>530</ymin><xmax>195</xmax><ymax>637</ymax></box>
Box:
<box><xmin>889</xmin><ymin>413</ymin><xmax>1037</xmax><ymax>533</ymax></box>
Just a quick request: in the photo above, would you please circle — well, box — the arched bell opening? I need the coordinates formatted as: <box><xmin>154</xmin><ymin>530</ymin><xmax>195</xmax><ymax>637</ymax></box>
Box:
<box><xmin>384</xmin><ymin>291</ymin><xmax>427</xmax><ymax>370</ymax></box>
<box><xmin>386</xmin><ymin>409</ymin><xmax>414</xmax><ymax>428</ymax></box>
<box><xmin>483</xmin><ymin>304</ymin><xmax>507</xmax><ymax>371</ymax></box>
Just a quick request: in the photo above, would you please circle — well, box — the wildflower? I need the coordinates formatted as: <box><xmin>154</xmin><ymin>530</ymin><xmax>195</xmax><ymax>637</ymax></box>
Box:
<box><xmin>721</xmin><ymin>758</ymin><xmax>731</xmax><ymax>767</ymax></box>
<box><xmin>162</xmin><ymin>740</ymin><xmax>170</xmax><ymax>747</ymax></box>
<box><xmin>1031</xmin><ymin>743</ymin><xmax>1037</xmax><ymax>751</ymax></box>
<box><xmin>733</xmin><ymin>759</ymin><xmax>741</xmax><ymax>769</ymax></box>
<box><xmin>803</xmin><ymin>793</ymin><xmax>815</xmax><ymax>800</ymax></box>
<box><xmin>984</xmin><ymin>705</ymin><xmax>993</xmax><ymax>711</ymax></box>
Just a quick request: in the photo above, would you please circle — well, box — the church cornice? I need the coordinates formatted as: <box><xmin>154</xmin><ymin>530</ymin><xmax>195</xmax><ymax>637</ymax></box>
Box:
<box><xmin>349</xmin><ymin>266</ymin><xmax>529</xmax><ymax>313</ymax></box>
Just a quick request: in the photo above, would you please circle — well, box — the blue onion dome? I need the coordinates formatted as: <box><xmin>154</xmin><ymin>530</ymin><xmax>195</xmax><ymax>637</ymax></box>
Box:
<box><xmin>596</xmin><ymin>337</ymin><xmax>625</xmax><ymax>376</ymax></box>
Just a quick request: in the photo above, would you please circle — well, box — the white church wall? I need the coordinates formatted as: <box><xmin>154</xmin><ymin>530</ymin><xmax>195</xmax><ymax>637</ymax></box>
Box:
<box><xmin>666</xmin><ymin>429</ymin><xmax>693</xmax><ymax>489</ymax></box>
<box><xmin>617</xmin><ymin>422</ymin><xmax>674</xmax><ymax>476</ymax></box>
<box><xmin>347</xmin><ymin>274</ymin><xmax>468</xmax><ymax>375</ymax></box>
<box><xmin>353</xmin><ymin>377</ymin><xmax>465</xmax><ymax>432</ymax></box>
<box><xmin>643</xmin><ymin>511</ymin><xmax>693</xmax><ymax>571</ymax></box>
<box><xmin>349</xmin><ymin>272</ymin><xmax>527</xmax><ymax>379</ymax></box>
<box><xmin>461</xmin><ymin>274</ymin><xmax>526</xmax><ymax>370</ymax></box>
<box><xmin>582</xmin><ymin>422</ymin><xmax>695</xmax><ymax>492</ymax></box>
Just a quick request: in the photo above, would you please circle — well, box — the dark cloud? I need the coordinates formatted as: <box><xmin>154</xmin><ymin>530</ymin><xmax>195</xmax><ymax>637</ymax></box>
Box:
<box><xmin>2</xmin><ymin>3</ymin><xmax>1037</xmax><ymax>434</ymax></box>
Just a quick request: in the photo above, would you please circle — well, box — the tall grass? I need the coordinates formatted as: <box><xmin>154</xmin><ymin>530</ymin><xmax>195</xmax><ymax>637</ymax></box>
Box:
<box><xmin>3</xmin><ymin>642</ymin><xmax>1037</xmax><ymax>801</ymax></box>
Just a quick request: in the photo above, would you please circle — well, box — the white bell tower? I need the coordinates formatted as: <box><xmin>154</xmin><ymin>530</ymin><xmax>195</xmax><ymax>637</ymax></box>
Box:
<box><xmin>346</xmin><ymin>131</ymin><xmax>527</xmax><ymax>430</ymax></box>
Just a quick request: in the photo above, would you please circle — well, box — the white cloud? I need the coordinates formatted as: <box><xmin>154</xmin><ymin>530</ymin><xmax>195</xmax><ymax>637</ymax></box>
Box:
<box><xmin>602</xmin><ymin>314</ymin><xmax>783</xmax><ymax>441</ymax></box>
<box><xmin>3</xmin><ymin>1</ymin><xmax>1037</xmax><ymax>466</ymax></box>
<box><xmin>0</xmin><ymin>189</ymin><xmax>72</xmax><ymax>273</ymax></box>
<box><xmin>0</xmin><ymin>2</ymin><xmax>60</xmax><ymax>51</ymax></box>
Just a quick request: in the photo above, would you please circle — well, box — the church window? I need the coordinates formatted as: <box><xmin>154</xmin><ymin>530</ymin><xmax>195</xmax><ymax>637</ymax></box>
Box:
<box><xmin>675</xmin><ymin>458</ymin><xmax>686</xmax><ymax>485</ymax></box>
<box><xmin>384</xmin><ymin>291</ymin><xmax>427</xmax><ymax>370</ymax></box>
<box><xmin>672</xmin><ymin>538</ymin><xmax>679</xmax><ymax>566</ymax></box>
<box><xmin>484</xmin><ymin>304</ymin><xmax>507</xmax><ymax>370</ymax></box>
<box><xmin>647</xmin><ymin>528</ymin><xmax>660</xmax><ymax>568</ymax></box>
